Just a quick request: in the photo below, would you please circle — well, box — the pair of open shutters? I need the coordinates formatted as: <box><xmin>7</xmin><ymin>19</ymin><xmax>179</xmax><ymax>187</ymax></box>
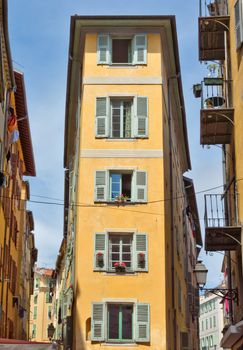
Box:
<box><xmin>97</xmin><ymin>34</ymin><xmax>147</xmax><ymax>65</ymax></box>
<box><xmin>95</xmin><ymin>170</ymin><xmax>147</xmax><ymax>202</ymax></box>
<box><xmin>94</xmin><ymin>232</ymin><xmax>148</xmax><ymax>272</ymax></box>
<box><xmin>91</xmin><ymin>303</ymin><xmax>150</xmax><ymax>342</ymax></box>
<box><xmin>95</xmin><ymin>96</ymin><xmax>148</xmax><ymax>138</ymax></box>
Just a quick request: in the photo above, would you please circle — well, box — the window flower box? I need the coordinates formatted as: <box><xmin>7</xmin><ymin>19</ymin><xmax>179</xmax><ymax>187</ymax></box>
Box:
<box><xmin>114</xmin><ymin>262</ymin><xmax>126</xmax><ymax>273</ymax></box>
<box><xmin>115</xmin><ymin>194</ymin><xmax>129</xmax><ymax>203</ymax></box>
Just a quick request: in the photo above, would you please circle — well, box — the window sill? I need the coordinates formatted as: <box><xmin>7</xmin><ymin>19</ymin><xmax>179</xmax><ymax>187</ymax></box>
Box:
<box><xmin>104</xmin><ymin>271</ymin><xmax>138</xmax><ymax>276</ymax></box>
<box><xmin>93</xmin><ymin>201</ymin><xmax>147</xmax><ymax>205</ymax></box>
<box><xmin>105</xmin><ymin>138</ymin><xmax>137</xmax><ymax>142</ymax></box>
<box><xmin>102</xmin><ymin>342</ymin><xmax>138</xmax><ymax>346</ymax></box>
<box><xmin>108</xmin><ymin>64</ymin><xmax>138</xmax><ymax>69</ymax></box>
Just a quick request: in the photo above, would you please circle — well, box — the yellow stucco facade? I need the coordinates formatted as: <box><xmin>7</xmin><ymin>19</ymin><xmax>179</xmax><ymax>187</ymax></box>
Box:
<box><xmin>198</xmin><ymin>0</ymin><xmax>243</xmax><ymax>348</ymax></box>
<box><xmin>63</xmin><ymin>16</ymin><xmax>201</xmax><ymax>350</ymax></box>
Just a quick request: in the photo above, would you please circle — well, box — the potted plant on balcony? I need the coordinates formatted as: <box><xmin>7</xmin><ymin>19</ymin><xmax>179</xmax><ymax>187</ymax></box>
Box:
<box><xmin>114</xmin><ymin>262</ymin><xmax>126</xmax><ymax>273</ymax></box>
<box><xmin>96</xmin><ymin>252</ymin><xmax>104</xmax><ymax>268</ymax></box>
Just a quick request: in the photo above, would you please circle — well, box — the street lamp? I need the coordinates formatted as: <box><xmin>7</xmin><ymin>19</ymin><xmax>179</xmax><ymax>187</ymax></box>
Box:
<box><xmin>47</xmin><ymin>323</ymin><xmax>55</xmax><ymax>340</ymax></box>
<box><xmin>193</xmin><ymin>260</ymin><xmax>238</xmax><ymax>302</ymax></box>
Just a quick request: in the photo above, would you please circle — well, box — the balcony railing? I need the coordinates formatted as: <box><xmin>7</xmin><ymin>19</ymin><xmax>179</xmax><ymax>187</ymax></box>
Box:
<box><xmin>200</xmin><ymin>78</ymin><xmax>234</xmax><ymax>145</ymax></box>
<box><xmin>204</xmin><ymin>194</ymin><xmax>241</xmax><ymax>251</ymax></box>
<box><xmin>199</xmin><ymin>0</ymin><xmax>229</xmax><ymax>61</ymax></box>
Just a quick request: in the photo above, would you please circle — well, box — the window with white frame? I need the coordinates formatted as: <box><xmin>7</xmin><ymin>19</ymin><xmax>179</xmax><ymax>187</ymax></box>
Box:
<box><xmin>97</xmin><ymin>34</ymin><xmax>147</xmax><ymax>65</ymax></box>
<box><xmin>91</xmin><ymin>302</ymin><xmax>150</xmax><ymax>343</ymax></box>
<box><xmin>94</xmin><ymin>169</ymin><xmax>147</xmax><ymax>203</ymax></box>
<box><xmin>235</xmin><ymin>0</ymin><xmax>243</xmax><ymax>49</ymax></box>
<box><xmin>95</xmin><ymin>96</ymin><xmax>148</xmax><ymax>139</ymax></box>
<box><xmin>94</xmin><ymin>232</ymin><xmax>148</xmax><ymax>272</ymax></box>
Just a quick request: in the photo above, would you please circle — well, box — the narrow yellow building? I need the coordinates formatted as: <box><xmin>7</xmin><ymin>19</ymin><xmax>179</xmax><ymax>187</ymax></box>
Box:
<box><xmin>29</xmin><ymin>267</ymin><xmax>55</xmax><ymax>342</ymax></box>
<box><xmin>64</xmin><ymin>15</ymin><xmax>201</xmax><ymax>350</ymax></box>
<box><xmin>197</xmin><ymin>0</ymin><xmax>243</xmax><ymax>348</ymax></box>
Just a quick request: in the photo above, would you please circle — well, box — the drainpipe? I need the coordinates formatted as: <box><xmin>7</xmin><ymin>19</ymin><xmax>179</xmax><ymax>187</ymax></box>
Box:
<box><xmin>222</xmin><ymin>145</ymin><xmax>233</xmax><ymax>324</ymax></box>
<box><xmin>168</xmin><ymin>74</ymin><xmax>180</xmax><ymax>349</ymax></box>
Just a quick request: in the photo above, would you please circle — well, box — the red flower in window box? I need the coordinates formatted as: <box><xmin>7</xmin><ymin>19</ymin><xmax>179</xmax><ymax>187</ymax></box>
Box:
<box><xmin>138</xmin><ymin>252</ymin><xmax>145</xmax><ymax>267</ymax></box>
<box><xmin>96</xmin><ymin>252</ymin><xmax>104</xmax><ymax>267</ymax></box>
<box><xmin>114</xmin><ymin>262</ymin><xmax>126</xmax><ymax>272</ymax></box>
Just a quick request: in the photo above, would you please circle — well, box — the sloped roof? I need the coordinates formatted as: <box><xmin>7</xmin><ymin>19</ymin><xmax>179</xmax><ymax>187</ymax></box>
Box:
<box><xmin>14</xmin><ymin>70</ymin><xmax>36</xmax><ymax>176</ymax></box>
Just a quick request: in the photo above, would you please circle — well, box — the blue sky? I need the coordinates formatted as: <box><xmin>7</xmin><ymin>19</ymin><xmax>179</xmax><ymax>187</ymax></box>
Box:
<box><xmin>9</xmin><ymin>0</ymin><xmax>224</xmax><ymax>287</ymax></box>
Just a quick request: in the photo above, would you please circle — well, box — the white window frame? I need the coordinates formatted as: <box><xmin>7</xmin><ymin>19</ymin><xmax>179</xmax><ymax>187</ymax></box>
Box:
<box><xmin>95</xmin><ymin>95</ymin><xmax>148</xmax><ymax>140</ymax></box>
<box><xmin>110</xmin><ymin>36</ymin><xmax>133</xmax><ymax>65</ymax></box>
<box><xmin>94</xmin><ymin>231</ymin><xmax>148</xmax><ymax>273</ymax></box>
<box><xmin>108</xmin><ymin>233</ymin><xmax>133</xmax><ymax>272</ymax></box>
<box><xmin>97</xmin><ymin>34</ymin><xmax>147</xmax><ymax>66</ymax></box>
<box><xmin>110</xmin><ymin>98</ymin><xmax>134</xmax><ymax>138</ymax></box>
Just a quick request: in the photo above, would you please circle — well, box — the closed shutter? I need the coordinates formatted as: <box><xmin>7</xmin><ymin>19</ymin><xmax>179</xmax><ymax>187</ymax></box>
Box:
<box><xmin>133</xmin><ymin>34</ymin><xmax>147</xmax><ymax>64</ymax></box>
<box><xmin>95</xmin><ymin>97</ymin><xmax>109</xmax><ymax>137</ymax></box>
<box><xmin>135</xmin><ymin>303</ymin><xmax>150</xmax><ymax>342</ymax></box>
<box><xmin>180</xmin><ymin>332</ymin><xmax>189</xmax><ymax>350</ymax></box>
<box><xmin>235</xmin><ymin>0</ymin><xmax>243</xmax><ymax>49</ymax></box>
<box><xmin>94</xmin><ymin>233</ymin><xmax>107</xmax><ymax>271</ymax></box>
<box><xmin>134</xmin><ymin>97</ymin><xmax>148</xmax><ymax>137</ymax></box>
<box><xmin>91</xmin><ymin>303</ymin><xmax>105</xmax><ymax>341</ymax></box>
<box><xmin>97</xmin><ymin>34</ymin><xmax>110</xmax><ymax>64</ymax></box>
<box><xmin>94</xmin><ymin>171</ymin><xmax>107</xmax><ymax>202</ymax></box>
<box><xmin>134</xmin><ymin>233</ymin><xmax>148</xmax><ymax>271</ymax></box>
<box><xmin>135</xmin><ymin>171</ymin><xmax>147</xmax><ymax>202</ymax></box>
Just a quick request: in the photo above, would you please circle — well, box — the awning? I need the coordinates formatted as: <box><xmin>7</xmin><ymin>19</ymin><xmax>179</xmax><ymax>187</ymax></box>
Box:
<box><xmin>0</xmin><ymin>339</ymin><xmax>56</xmax><ymax>350</ymax></box>
<box><xmin>220</xmin><ymin>320</ymin><xmax>243</xmax><ymax>347</ymax></box>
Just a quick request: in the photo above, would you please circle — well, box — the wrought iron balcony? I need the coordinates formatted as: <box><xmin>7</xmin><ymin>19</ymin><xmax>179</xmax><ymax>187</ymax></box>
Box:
<box><xmin>204</xmin><ymin>194</ymin><xmax>241</xmax><ymax>251</ymax></box>
<box><xmin>200</xmin><ymin>78</ymin><xmax>234</xmax><ymax>145</ymax></box>
<box><xmin>199</xmin><ymin>0</ymin><xmax>229</xmax><ymax>61</ymax></box>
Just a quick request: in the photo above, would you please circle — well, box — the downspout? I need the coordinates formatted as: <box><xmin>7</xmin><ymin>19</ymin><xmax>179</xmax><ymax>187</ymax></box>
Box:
<box><xmin>222</xmin><ymin>145</ymin><xmax>233</xmax><ymax>324</ymax></box>
<box><xmin>223</xmin><ymin>23</ymin><xmax>234</xmax><ymax>325</ymax></box>
<box><xmin>168</xmin><ymin>74</ymin><xmax>180</xmax><ymax>350</ymax></box>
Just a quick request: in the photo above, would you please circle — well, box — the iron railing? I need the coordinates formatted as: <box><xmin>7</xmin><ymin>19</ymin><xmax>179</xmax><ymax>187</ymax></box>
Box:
<box><xmin>204</xmin><ymin>194</ymin><xmax>229</xmax><ymax>228</ymax></box>
<box><xmin>199</xmin><ymin>0</ymin><xmax>228</xmax><ymax>17</ymax></box>
<box><xmin>200</xmin><ymin>78</ymin><xmax>233</xmax><ymax>110</ymax></box>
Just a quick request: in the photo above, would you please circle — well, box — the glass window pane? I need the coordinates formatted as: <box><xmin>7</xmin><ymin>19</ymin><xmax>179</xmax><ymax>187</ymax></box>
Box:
<box><xmin>123</xmin><ymin>101</ymin><xmax>132</xmax><ymax>138</ymax></box>
<box><xmin>108</xmin><ymin>305</ymin><xmax>120</xmax><ymax>339</ymax></box>
<box><xmin>122</xmin><ymin>305</ymin><xmax>133</xmax><ymax>339</ymax></box>
<box><xmin>111</xmin><ymin>174</ymin><xmax>121</xmax><ymax>199</ymax></box>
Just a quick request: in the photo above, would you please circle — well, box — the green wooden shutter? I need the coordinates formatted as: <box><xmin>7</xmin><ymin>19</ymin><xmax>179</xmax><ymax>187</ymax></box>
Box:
<box><xmin>95</xmin><ymin>97</ymin><xmax>109</xmax><ymax>137</ymax></box>
<box><xmin>134</xmin><ymin>97</ymin><xmax>148</xmax><ymax>137</ymax></box>
<box><xmin>135</xmin><ymin>303</ymin><xmax>150</xmax><ymax>342</ymax></box>
<box><xmin>135</xmin><ymin>171</ymin><xmax>147</xmax><ymax>202</ymax></box>
<box><xmin>235</xmin><ymin>0</ymin><xmax>243</xmax><ymax>49</ymax></box>
<box><xmin>91</xmin><ymin>303</ymin><xmax>105</xmax><ymax>341</ymax></box>
<box><xmin>97</xmin><ymin>34</ymin><xmax>110</xmax><ymax>64</ymax></box>
<box><xmin>94</xmin><ymin>171</ymin><xmax>107</xmax><ymax>202</ymax></box>
<box><xmin>94</xmin><ymin>233</ymin><xmax>107</xmax><ymax>271</ymax></box>
<box><xmin>133</xmin><ymin>34</ymin><xmax>147</xmax><ymax>64</ymax></box>
<box><xmin>134</xmin><ymin>233</ymin><xmax>148</xmax><ymax>271</ymax></box>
